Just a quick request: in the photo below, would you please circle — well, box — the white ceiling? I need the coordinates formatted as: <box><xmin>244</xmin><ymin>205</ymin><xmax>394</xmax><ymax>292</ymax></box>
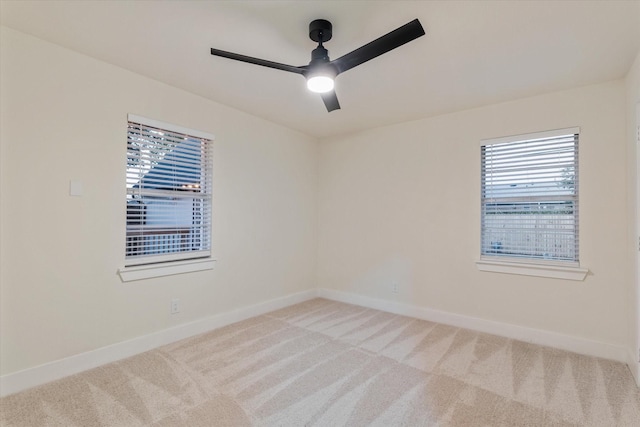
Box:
<box><xmin>1</xmin><ymin>0</ymin><xmax>639</xmax><ymax>139</ymax></box>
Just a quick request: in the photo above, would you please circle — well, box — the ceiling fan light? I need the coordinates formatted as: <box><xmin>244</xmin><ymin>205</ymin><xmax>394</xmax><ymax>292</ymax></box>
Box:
<box><xmin>306</xmin><ymin>75</ymin><xmax>334</xmax><ymax>93</ymax></box>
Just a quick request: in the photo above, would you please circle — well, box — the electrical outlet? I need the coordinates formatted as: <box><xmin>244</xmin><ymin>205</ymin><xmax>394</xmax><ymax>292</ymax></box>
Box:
<box><xmin>170</xmin><ymin>298</ymin><xmax>180</xmax><ymax>314</ymax></box>
<box><xmin>392</xmin><ymin>281</ymin><xmax>399</xmax><ymax>294</ymax></box>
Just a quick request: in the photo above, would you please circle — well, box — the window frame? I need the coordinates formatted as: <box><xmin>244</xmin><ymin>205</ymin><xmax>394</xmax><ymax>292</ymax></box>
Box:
<box><xmin>118</xmin><ymin>114</ymin><xmax>215</xmax><ymax>282</ymax></box>
<box><xmin>476</xmin><ymin>127</ymin><xmax>588</xmax><ymax>281</ymax></box>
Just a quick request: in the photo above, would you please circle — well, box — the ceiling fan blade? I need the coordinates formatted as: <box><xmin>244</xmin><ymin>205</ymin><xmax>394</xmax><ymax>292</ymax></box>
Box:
<box><xmin>320</xmin><ymin>91</ymin><xmax>341</xmax><ymax>112</ymax></box>
<box><xmin>331</xmin><ymin>19</ymin><xmax>425</xmax><ymax>74</ymax></box>
<box><xmin>210</xmin><ymin>48</ymin><xmax>306</xmax><ymax>74</ymax></box>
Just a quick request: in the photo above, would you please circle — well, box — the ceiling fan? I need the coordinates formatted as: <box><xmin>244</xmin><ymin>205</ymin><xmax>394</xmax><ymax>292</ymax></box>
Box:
<box><xmin>210</xmin><ymin>19</ymin><xmax>425</xmax><ymax>112</ymax></box>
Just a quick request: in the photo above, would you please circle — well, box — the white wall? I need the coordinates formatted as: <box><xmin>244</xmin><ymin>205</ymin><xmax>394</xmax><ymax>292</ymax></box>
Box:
<box><xmin>318</xmin><ymin>80</ymin><xmax>629</xmax><ymax>351</ymax></box>
<box><xmin>625</xmin><ymin>50</ymin><xmax>640</xmax><ymax>382</ymax></box>
<box><xmin>0</xmin><ymin>27</ymin><xmax>318</xmax><ymax>376</ymax></box>
<box><xmin>1</xmin><ymin>23</ymin><xmax>637</xmax><ymax>388</ymax></box>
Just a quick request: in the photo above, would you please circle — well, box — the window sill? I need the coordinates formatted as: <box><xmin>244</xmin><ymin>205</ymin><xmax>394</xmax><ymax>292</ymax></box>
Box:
<box><xmin>476</xmin><ymin>258</ymin><xmax>588</xmax><ymax>281</ymax></box>
<box><xmin>118</xmin><ymin>258</ymin><xmax>216</xmax><ymax>282</ymax></box>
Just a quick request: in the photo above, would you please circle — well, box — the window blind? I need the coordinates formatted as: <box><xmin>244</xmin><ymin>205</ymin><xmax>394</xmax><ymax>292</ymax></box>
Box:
<box><xmin>481</xmin><ymin>128</ymin><xmax>579</xmax><ymax>263</ymax></box>
<box><xmin>126</xmin><ymin>116</ymin><xmax>213</xmax><ymax>266</ymax></box>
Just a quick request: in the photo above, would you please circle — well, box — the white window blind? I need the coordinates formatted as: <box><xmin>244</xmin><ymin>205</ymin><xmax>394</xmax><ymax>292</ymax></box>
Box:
<box><xmin>481</xmin><ymin>128</ymin><xmax>579</xmax><ymax>264</ymax></box>
<box><xmin>126</xmin><ymin>115</ymin><xmax>213</xmax><ymax>266</ymax></box>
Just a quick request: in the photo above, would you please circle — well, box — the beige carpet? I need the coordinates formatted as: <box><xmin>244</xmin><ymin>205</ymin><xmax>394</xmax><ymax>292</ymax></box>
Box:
<box><xmin>2</xmin><ymin>298</ymin><xmax>639</xmax><ymax>426</ymax></box>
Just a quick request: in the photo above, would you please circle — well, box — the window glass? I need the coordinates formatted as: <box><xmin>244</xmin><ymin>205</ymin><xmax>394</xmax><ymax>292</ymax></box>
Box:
<box><xmin>481</xmin><ymin>129</ymin><xmax>579</xmax><ymax>264</ymax></box>
<box><xmin>126</xmin><ymin>117</ymin><xmax>213</xmax><ymax>266</ymax></box>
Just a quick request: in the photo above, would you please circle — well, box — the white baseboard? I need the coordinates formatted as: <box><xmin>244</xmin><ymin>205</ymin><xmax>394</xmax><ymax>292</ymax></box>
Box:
<box><xmin>317</xmin><ymin>288</ymin><xmax>629</xmax><ymax>364</ymax></box>
<box><xmin>0</xmin><ymin>289</ymin><xmax>318</xmax><ymax>397</ymax></box>
<box><xmin>627</xmin><ymin>348</ymin><xmax>640</xmax><ymax>387</ymax></box>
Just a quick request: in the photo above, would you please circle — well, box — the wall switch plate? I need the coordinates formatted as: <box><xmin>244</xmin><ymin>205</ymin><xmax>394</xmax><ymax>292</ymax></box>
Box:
<box><xmin>392</xmin><ymin>282</ymin><xmax>399</xmax><ymax>294</ymax></box>
<box><xmin>69</xmin><ymin>180</ymin><xmax>83</xmax><ymax>196</ymax></box>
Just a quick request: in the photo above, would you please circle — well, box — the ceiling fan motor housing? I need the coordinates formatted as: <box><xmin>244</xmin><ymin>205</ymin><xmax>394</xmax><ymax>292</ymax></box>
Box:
<box><xmin>310</xmin><ymin>45</ymin><xmax>330</xmax><ymax>63</ymax></box>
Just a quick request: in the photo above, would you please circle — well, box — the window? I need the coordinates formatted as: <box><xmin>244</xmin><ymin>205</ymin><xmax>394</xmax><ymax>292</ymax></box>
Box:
<box><xmin>125</xmin><ymin>115</ymin><xmax>213</xmax><ymax>267</ymax></box>
<box><xmin>480</xmin><ymin>128</ymin><xmax>579</xmax><ymax>265</ymax></box>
